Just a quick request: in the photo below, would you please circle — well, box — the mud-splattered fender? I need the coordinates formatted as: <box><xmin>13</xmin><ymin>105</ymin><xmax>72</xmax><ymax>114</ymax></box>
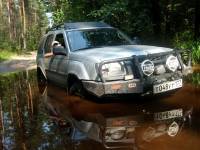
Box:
<box><xmin>67</xmin><ymin>61</ymin><xmax>91</xmax><ymax>80</ymax></box>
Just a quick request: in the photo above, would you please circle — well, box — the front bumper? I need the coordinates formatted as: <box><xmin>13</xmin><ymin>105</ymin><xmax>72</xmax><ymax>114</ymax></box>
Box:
<box><xmin>83</xmin><ymin>74</ymin><xmax>183</xmax><ymax>97</ymax></box>
<box><xmin>82</xmin><ymin>79</ymin><xmax>143</xmax><ymax>97</ymax></box>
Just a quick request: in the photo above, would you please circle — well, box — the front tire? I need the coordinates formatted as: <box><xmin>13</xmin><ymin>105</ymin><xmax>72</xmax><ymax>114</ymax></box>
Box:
<box><xmin>69</xmin><ymin>81</ymin><xmax>86</xmax><ymax>97</ymax></box>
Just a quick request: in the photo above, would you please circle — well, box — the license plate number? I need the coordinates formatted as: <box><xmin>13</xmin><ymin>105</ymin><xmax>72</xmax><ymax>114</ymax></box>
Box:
<box><xmin>153</xmin><ymin>79</ymin><xmax>182</xmax><ymax>94</ymax></box>
<box><xmin>154</xmin><ymin>109</ymin><xmax>183</xmax><ymax>121</ymax></box>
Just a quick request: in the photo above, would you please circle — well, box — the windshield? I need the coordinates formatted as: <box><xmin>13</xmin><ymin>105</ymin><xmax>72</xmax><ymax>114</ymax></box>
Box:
<box><xmin>66</xmin><ymin>28</ymin><xmax>133</xmax><ymax>51</ymax></box>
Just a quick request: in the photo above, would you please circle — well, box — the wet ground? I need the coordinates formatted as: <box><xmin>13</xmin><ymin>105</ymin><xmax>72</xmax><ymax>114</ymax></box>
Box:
<box><xmin>0</xmin><ymin>70</ymin><xmax>200</xmax><ymax>150</ymax></box>
<box><xmin>0</xmin><ymin>51</ymin><xmax>36</xmax><ymax>73</ymax></box>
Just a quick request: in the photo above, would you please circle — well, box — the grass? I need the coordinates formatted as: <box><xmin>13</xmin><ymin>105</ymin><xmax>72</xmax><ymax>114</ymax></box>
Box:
<box><xmin>186</xmin><ymin>72</ymin><xmax>200</xmax><ymax>87</ymax></box>
<box><xmin>0</xmin><ymin>50</ymin><xmax>18</xmax><ymax>62</ymax></box>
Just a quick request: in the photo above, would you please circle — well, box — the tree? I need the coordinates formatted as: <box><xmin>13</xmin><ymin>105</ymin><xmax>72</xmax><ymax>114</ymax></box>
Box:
<box><xmin>19</xmin><ymin>0</ymin><xmax>27</xmax><ymax>50</ymax></box>
<box><xmin>0</xmin><ymin>0</ymin><xmax>48</xmax><ymax>52</ymax></box>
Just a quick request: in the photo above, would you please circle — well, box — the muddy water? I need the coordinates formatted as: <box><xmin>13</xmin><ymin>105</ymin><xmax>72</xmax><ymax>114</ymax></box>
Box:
<box><xmin>0</xmin><ymin>70</ymin><xmax>200</xmax><ymax>150</ymax></box>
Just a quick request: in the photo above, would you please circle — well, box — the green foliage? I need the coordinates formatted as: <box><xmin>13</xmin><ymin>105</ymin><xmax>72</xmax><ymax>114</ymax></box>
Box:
<box><xmin>53</xmin><ymin>9</ymin><xmax>65</xmax><ymax>24</ymax></box>
<box><xmin>173</xmin><ymin>31</ymin><xmax>200</xmax><ymax>64</ymax></box>
<box><xmin>186</xmin><ymin>72</ymin><xmax>200</xmax><ymax>87</ymax></box>
<box><xmin>26</xmin><ymin>24</ymin><xmax>46</xmax><ymax>51</ymax></box>
<box><xmin>88</xmin><ymin>1</ymin><xmax>129</xmax><ymax>23</ymax></box>
<box><xmin>0</xmin><ymin>41</ymin><xmax>18</xmax><ymax>51</ymax></box>
<box><xmin>0</xmin><ymin>0</ymin><xmax>48</xmax><ymax>52</ymax></box>
<box><xmin>0</xmin><ymin>0</ymin><xmax>197</xmax><ymax>63</ymax></box>
<box><xmin>0</xmin><ymin>50</ymin><xmax>17</xmax><ymax>62</ymax></box>
<box><xmin>48</xmin><ymin>0</ymin><xmax>154</xmax><ymax>39</ymax></box>
<box><xmin>192</xmin><ymin>42</ymin><xmax>200</xmax><ymax>64</ymax></box>
<box><xmin>102</xmin><ymin>1</ymin><xmax>151</xmax><ymax>37</ymax></box>
<box><xmin>173</xmin><ymin>31</ymin><xmax>194</xmax><ymax>50</ymax></box>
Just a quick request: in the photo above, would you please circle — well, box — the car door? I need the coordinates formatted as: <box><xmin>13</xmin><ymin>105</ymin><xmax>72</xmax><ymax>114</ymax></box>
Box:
<box><xmin>52</xmin><ymin>32</ymin><xmax>69</xmax><ymax>86</ymax></box>
<box><xmin>43</xmin><ymin>33</ymin><xmax>58</xmax><ymax>80</ymax></box>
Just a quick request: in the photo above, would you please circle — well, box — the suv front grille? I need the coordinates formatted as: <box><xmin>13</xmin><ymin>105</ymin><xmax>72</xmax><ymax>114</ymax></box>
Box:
<box><xmin>99</xmin><ymin>52</ymin><xmax>183</xmax><ymax>82</ymax></box>
<box><xmin>136</xmin><ymin>52</ymin><xmax>181</xmax><ymax>77</ymax></box>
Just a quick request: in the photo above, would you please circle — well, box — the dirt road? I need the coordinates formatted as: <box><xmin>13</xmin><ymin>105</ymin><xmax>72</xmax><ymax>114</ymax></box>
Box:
<box><xmin>0</xmin><ymin>51</ymin><xmax>37</xmax><ymax>73</ymax></box>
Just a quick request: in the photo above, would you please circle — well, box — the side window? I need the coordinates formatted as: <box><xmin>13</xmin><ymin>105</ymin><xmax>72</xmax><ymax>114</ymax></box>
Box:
<box><xmin>54</xmin><ymin>33</ymin><xmax>66</xmax><ymax>48</ymax></box>
<box><xmin>44</xmin><ymin>34</ymin><xmax>54</xmax><ymax>54</ymax></box>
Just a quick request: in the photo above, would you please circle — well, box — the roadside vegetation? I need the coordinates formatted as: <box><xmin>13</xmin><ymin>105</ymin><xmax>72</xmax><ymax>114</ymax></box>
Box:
<box><xmin>0</xmin><ymin>50</ymin><xmax>17</xmax><ymax>62</ymax></box>
<box><xmin>173</xmin><ymin>31</ymin><xmax>200</xmax><ymax>64</ymax></box>
<box><xmin>186</xmin><ymin>72</ymin><xmax>200</xmax><ymax>87</ymax></box>
<box><xmin>0</xmin><ymin>0</ymin><xmax>200</xmax><ymax>64</ymax></box>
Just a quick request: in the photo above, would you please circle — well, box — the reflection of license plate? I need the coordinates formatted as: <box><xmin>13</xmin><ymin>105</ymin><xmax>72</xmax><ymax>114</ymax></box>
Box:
<box><xmin>154</xmin><ymin>109</ymin><xmax>183</xmax><ymax>121</ymax></box>
<box><xmin>153</xmin><ymin>79</ymin><xmax>182</xmax><ymax>94</ymax></box>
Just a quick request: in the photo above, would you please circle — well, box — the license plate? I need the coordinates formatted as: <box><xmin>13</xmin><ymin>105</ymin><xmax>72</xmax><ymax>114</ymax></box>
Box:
<box><xmin>153</xmin><ymin>79</ymin><xmax>182</xmax><ymax>94</ymax></box>
<box><xmin>154</xmin><ymin>109</ymin><xmax>183</xmax><ymax>121</ymax></box>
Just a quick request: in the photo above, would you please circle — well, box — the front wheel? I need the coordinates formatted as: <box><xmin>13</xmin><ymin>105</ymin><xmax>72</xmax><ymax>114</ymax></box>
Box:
<box><xmin>69</xmin><ymin>81</ymin><xmax>86</xmax><ymax>98</ymax></box>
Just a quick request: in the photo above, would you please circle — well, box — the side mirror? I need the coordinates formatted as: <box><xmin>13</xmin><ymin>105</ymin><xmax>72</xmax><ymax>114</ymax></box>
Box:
<box><xmin>53</xmin><ymin>46</ymin><xmax>67</xmax><ymax>56</ymax></box>
<box><xmin>132</xmin><ymin>37</ymin><xmax>141</xmax><ymax>44</ymax></box>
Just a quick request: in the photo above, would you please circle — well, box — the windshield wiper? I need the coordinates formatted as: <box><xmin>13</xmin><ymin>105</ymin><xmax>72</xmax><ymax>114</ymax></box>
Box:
<box><xmin>74</xmin><ymin>45</ymin><xmax>106</xmax><ymax>51</ymax></box>
<box><xmin>74</xmin><ymin>47</ymin><xmax>93</xmax><ymax>51</ymax></box>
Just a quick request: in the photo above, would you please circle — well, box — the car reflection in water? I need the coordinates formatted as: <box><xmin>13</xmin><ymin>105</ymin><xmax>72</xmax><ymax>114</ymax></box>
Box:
<box><xmin>39</xmin><ymin>82</ymin><xmax>193</xmax><ymax>149</ymax></box>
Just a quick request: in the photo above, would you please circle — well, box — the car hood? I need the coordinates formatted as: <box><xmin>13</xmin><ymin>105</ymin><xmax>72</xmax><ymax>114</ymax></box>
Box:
<box><xmin>70</xmin><ymin>45</ymin><xmax>173</xmax><ymax>63</ymax></box>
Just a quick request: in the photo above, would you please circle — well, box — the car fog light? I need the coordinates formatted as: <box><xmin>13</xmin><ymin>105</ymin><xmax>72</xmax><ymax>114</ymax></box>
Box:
<box><xmin>166</xmin><ymin>55</ymin><xmax>179</xmax><ymax>72</ymax></box>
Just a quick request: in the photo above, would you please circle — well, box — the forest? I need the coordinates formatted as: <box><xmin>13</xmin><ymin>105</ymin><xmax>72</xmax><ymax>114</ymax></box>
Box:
<box><xmin>0</xmin><ymin>0</ymin><xmax>200</xmax><ymax>63</ymax></box>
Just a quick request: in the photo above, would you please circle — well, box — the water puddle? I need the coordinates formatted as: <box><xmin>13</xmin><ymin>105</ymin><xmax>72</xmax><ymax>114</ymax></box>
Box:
<box><xmin>0</xmin><ymin>70</ymin><xmax>200</xmax><ymax>150</ymax></box>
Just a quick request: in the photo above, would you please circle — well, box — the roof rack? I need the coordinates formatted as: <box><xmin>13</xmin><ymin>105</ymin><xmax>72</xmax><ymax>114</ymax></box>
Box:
<box><xmin>50</xmin><ymin>24</ymin><xmax>65</xmax><ymax>31</ymax></box>
<box><xmin>64</xmin><ymin>22</ymin><xmax>111</xmax><ymax>30</ymax></box>
<box><xmin>47</xmin><ymin>22</ymin><xmax>111</xmax><ymax>32</ymax></box>
<box><xmin>45</xmin><ymin>24</ymin><xmax>64</xmax><ymax>33</ymax></box>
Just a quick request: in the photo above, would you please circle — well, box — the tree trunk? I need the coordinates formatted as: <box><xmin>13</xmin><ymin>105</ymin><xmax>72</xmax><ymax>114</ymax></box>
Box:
<box><xmin>24</xmin><ymin>0</ymin><xmax>30</xmax><ymax>29</ymax></box>
<box><xmin>150</xmin><ymin>0</ymin><xmax>162</xmax><ymax>38</ymax></box>
<box><xmin>0</xmin><ymin>0</ymin><xmax>2</xmax><ymax>14</ymax></box>
<box><xmin>194</xmin><ymin>0</ymin><xmax>200</xmax><ymax>39</ymax></box>
<box><xmin>11</xmin><ymin>0</ymin><xmax>16</xmax><ymax>40</ymax></box>
<box><xmin>19</xmin><ymin>0</ymin><xmax>27</xmax><ymax>50</ymax></box>
<box><xmin>6</xmin><ymin>0</ymin><xmax>12</xmax><ymax>40</ymax></box>
<box><xmin>165</xmin><ymin>0</ymin><xmax>171</xmax><ymax>40</ymax></box>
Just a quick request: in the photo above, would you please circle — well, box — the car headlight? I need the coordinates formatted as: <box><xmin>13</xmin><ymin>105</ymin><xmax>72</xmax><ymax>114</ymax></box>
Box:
<box><xmin>101</xmin><ymin>62</ymin><xmax>126</xmax><ymax>81</ymax></box>
<box><xmin>166</xmin><ymin>55</ymin><xmax>179</xmax><ymax>72</ymax></box>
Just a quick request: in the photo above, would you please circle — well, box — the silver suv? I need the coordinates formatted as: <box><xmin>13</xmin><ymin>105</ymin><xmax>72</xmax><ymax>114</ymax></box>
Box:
<box><xmin>36</xmin><ymin>22</ymin><xmax>190</xmax><ymax>97</ymax></box>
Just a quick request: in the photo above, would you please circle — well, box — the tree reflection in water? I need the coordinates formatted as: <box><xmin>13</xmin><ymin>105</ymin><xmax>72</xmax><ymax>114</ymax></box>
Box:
<box><xmin>0</xmin><ymin>70</ymin><xmax>72</xmax><ymax>150</ymax></box>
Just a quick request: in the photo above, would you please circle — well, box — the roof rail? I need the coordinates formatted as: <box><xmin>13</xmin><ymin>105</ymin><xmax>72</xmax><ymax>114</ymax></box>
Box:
<box><xmin>64</xmin><ymin>22</ymin><xmax>111</xmax><ymax>30</ymax></box>
<box><xmin>46</xmin><ymin>22</ymin><xmax>111</xmax><ymax>32</ymax></box>
<box><xmin>50</xmin><ymin>24</ymin><xmax>65</xmax><ymax>31</ymax></box>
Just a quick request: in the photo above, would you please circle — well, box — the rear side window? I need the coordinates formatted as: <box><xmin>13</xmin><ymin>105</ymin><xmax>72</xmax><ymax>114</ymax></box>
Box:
<box><xmin>44</xmin><ymin>34</ymin><xmax>54</xmax><ymax>54</ymax></box>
